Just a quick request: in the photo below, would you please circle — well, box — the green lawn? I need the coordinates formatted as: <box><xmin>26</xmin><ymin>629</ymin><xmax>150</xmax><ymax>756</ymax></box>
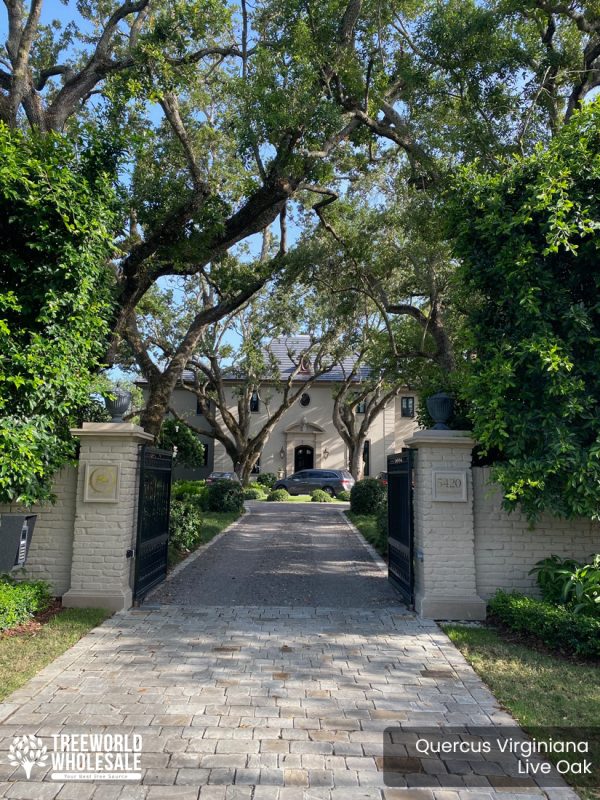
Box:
<box><xmin>0</xmin><ymin>608</ymin><xmax>111</xmax><ymax>702</ymax></box>
<box><xmin>345</xmin><ymin>511</ymin><xmax>387</xmax><ymax>557</ymax></box>
<box><xmin>444</xmin><ymin>624</ymin><xmax>600</xmax><ymax>798</ymax></box>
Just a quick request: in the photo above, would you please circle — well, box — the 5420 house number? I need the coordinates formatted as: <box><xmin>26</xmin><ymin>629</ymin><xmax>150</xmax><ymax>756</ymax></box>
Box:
<box><xmin>432</xmin><ymin>470</ymin><xmax>468</xmax><ymax>502</ymax></box>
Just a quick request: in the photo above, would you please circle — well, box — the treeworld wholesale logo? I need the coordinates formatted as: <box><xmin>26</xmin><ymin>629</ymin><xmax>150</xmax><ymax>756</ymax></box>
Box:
<box><xmin>8</xmin><ymin>734</ymin><xmax>142</xmax><ymax>781</ymax></box>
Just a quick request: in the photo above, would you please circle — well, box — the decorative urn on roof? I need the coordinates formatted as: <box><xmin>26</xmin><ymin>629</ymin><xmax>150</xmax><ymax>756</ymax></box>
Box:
<box><xmin>426</xmin><ymin>391</ymin><xmax>454</xmax><ymax>430</ymax></box>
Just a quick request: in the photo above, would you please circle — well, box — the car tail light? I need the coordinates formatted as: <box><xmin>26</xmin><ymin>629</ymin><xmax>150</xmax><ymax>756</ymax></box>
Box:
<box><xmin>342</xmin><ymin>479</ymin><xmax>351</xmax><ymax>487</ymax></box>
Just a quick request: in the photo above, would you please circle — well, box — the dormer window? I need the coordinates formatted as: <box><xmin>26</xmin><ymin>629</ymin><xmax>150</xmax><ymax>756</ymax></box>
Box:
<box><xmin>356</xmin><ymin>399</ymin><xmax>366</xmax><ymax>414</ymax></box>
<box><xmin>250</xmin><ymin>390</ymin><xmax>260</xmax><ymax>413</ymax></box>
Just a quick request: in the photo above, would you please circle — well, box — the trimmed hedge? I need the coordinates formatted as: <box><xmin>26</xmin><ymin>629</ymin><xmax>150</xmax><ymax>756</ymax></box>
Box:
<box><xmin>311</xmin><ymin>489</ymin><xmax>332</xmax><ymax>503</ymax></box>
<box><xmin>350</xmin><ymin>478</ymin><xmax>386</xmax><ymax>515</ymax></box>
<box><xmin>488</xmin><ymin>591</ymin><xmax>600</xmax><ymax>659</ymax></box>
<box><xmin>206</xmin><ymin>479</ymin><xmax>245</xmax><ymax>513</ymax></box>
<box><xmin>337</xmin><ymin>490</ymin><xmax>351</xmax><ymax>502</ymax></box>
<box><xmin>267</xmin><ymin>488</ymin><xmax>290</xmax><ymax>502</ymax></box>
<box><xmin>0</xmin><ymin>578</ymin><xmax>52</xmax><ymax>631</ymax></box>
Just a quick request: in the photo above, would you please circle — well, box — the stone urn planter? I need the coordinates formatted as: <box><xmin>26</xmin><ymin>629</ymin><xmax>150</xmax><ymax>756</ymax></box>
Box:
<box><xmin>0</xmin><ymin>513</ymin><xmax>37</xmax><ymax>572</ymax></box>
<box><xmin>426</xmin><ymin>391</ymin><xmax>454</xmax><ymax>430</ymax></box>
<box><xmin>103</xmin><ymin>387</ymin><xmax>132</xmax><ymax>422</ymax></box>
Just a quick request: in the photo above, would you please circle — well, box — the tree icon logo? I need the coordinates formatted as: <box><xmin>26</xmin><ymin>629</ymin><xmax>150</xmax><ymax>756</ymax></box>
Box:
<box><xmin>8</xmin><ymin>735</ymin><xmax>48</xmax><ymax>779</ymax></box>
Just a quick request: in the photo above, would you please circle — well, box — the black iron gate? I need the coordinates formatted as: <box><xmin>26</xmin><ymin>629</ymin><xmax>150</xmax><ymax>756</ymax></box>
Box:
<box><xmin>387</xmin><ymin>449</ymin><xmax>415</xmax><ymax>605</ymax></box>
<box><xmin>134</xmin><ymin>446</ymin><xmax>173</xmax><ymax>601</ymax></box>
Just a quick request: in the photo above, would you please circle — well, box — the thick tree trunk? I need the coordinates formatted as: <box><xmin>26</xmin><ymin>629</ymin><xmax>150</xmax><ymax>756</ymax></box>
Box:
<box><xmin>348</xmin><ymin>440</ymin><xmax>365</xmax><ymax>481</ymax></box>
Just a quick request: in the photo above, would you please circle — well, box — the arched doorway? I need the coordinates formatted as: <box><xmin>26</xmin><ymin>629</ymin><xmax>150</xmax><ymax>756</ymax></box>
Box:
<box><xmin>294</xmin><ymin>445</ymin><xmax>314</xmax><ymax>472</ymax></box>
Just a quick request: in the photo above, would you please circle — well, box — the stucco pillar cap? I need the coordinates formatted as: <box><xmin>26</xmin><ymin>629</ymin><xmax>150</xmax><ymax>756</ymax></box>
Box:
<box><xmin>70</xmin><ymin>422</ymin><xmax>154</xmax><ymax>442</ymax></box>
<box><xmin>404</xmin><ymin>429</ymin><xmax>476</xmax><ymax>449</ymax></box>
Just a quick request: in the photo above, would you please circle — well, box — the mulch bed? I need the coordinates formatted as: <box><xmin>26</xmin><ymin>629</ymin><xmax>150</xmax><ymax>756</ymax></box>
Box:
<box><xmin>0</xmin><ymin>598</ymin><xmax>63</xmax><ymax>638</ymax></box>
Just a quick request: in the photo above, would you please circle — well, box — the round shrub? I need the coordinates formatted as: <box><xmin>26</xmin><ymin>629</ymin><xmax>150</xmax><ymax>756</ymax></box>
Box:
<box><xmin>311</xmin><ymin>489</ymin><xmax>332</xmax><ymax>503</ymax></box>
<box><xmin>350</xmin><ymin>478</ymin><xmax>386</xmax><ymax>515</ymax></box>
<box><xmin>206</xmin><ymin>479</ymin><xmax>245</xmax><ymax>513</ymax></box>
<box><xmin>266</xmin><ymin>488</ymin><xmax>290</xmax><ymax>502</ymax></box>
<box><xmin>243</xmin><ymin>486</ymin><xmax>264</xmax><ymax>500</ymax></box>
<box><xmin>337</xmin><ymin>489</ymin><xmax>351</xmax><ymax>502</ymax></box>
<box><xmin>256</xmin><ymin>472</ymin><xmax>278</xmax><ymax>489</ymax></box>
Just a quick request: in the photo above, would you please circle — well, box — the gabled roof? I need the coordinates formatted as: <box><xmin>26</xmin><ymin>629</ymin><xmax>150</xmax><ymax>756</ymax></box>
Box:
<box><xmin>264</xmin><ymin>336</ymin><xmax>370</xmax><ymax>383</ymax></box>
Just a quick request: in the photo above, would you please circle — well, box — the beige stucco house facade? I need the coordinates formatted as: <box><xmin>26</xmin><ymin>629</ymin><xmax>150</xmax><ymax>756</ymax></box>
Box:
<box><xmin>152</xmin><ymin>336</ymin><xmax>420</xmax><ymax>480</ymax></box>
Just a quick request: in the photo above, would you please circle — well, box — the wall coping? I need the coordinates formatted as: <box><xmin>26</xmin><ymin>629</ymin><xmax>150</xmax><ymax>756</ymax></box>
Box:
<box><xmin>404</xmin><ymin>429</ymin><xmax>476</xmax><ymax>449</ymax></box>
<box><xmin>70</xmin><ymin>422</ymin><xmax>154</xmax><ymax>443</ymax></box>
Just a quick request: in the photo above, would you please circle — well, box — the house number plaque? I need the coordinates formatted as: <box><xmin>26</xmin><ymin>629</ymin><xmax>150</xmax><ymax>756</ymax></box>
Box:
<box><xmin>432</xmin><ymin>470</ymin><xmax>467</xmax><ymax>502</ymax></box>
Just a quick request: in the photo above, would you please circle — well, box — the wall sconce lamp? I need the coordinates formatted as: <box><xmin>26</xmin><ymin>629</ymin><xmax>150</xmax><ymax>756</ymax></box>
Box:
<box><xmin>279</xmin><ymin>447</ymin><xmax>286</xmax><ymax>459</ymax></box>
<box><xmin>323</xmin><ymin>447</ymin><xmax>330</xmax><ymax>460</ymax></box>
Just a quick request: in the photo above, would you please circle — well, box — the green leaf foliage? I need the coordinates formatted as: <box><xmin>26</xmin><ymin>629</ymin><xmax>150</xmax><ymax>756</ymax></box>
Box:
<box><xmin>169</xmin><ymin>497</ymin><xmax>204</xmax><ymax>558</ymax></box>
<box><xmin>0</xmin><ymin>125</ymin><xmax>117</xmax><ymax>505</ymax></box>
<box><xmin>156</xmin><ymin>419</ymin><xmax>205</xmax><ymax>469</ymax></box>
<box><xmin>450</xmin><ymin>100</ymin><xmax>600</xmax><ymax>520</ymax></box>
<box><xmin>488</xmin><ymin>591</ymin><xmax>600</xmax><ymax>659</ymax></box>
<box><xmin>350</xmin><ymin>478</ymin><xmax>386</xmax><ymax>515</ymax></box>
<box><xmin>530</xmin><ymin>554</ymin><xmax>600</xmax><ymax>617</ymax></box>
<box><xmin>206</xmin><ymin>479</ymin><xmax>244</xmax><ymax>513</ymax></box>
<box><xmin>266</xmin><ymin>488</ymin><xmax>290</xmax><ymax>502</ymax></box>
<box><xmin>311</xmin><ymin>489</ymin><xmax>333</xmax><ymax>503</ymax></box>
<box><xmin>243</xmin><ymin>486</ymin><xmax>264</xmax><ymax>500</ymax></box>
<box><xmin>256</xmin><ymin>473</ymin><xmax>278</xmax><ymax>489</ymax></box>
<box><xmin>0</xmin><ymin>577</ymin><xmax>52</xmax><ymax>631</ymax></box>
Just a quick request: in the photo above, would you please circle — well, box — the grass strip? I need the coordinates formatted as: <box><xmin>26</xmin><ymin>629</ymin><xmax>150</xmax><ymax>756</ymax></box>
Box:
<box><xmin>443</xmin><ymin>623</ymin><xmax>600</xmax><ymax>799</ymax></box>
<box><xmin>345</xmin><ymin>510</ymin><xmax>386</xmax><ymax>557</ymax></box>
<box><xmin>0</xmin><ymin>608</ymin><xmax>111</xmax><ymax>702</ymax></box>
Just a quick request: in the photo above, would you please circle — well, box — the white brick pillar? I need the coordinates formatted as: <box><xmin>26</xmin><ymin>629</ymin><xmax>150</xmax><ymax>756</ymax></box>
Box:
<box><xmin>405</xmin><ymin>429</ymin><xmax>486</xmax><ymax>620</ymax></box>
<box><xmin>63</xmin><ymin>422</ymin><xmax>153</xmax><ymax>611</ymax></box>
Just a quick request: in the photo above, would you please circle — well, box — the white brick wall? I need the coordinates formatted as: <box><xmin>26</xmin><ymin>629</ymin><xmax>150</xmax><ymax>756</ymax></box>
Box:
<box><xmin>0</xmin><ymin>466</ymin><xmax>77</xmax><ymax>595</ymax></box>
<box><xmin>473</xmin><ymin>466</ymin><xmax>600</xmax><ymax>599</ymax></box>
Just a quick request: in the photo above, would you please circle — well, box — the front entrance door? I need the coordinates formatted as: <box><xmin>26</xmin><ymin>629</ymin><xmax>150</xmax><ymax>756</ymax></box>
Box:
<box><xmin>294</xmin><ymin>445</ymin><xmax>314</xmax><ymax>472</ymax></box>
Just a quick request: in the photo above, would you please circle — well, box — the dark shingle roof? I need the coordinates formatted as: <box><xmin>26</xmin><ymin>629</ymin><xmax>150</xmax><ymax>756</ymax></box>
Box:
<box><xmin>264</xmin><ymin>336</ymin><xmax>370</xmax><ymax>382</ymax></box>
<box><xmin>136</xmin><ymin>335</ymin><xmax>370</xmax><ymax>385</ymax></box>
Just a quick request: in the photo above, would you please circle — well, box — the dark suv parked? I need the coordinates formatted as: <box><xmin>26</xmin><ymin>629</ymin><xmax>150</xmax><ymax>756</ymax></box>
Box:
<box><xmin>273</xmin><ymin>469</ymin><xmax>354</xmax><ymax>497</ymax></box>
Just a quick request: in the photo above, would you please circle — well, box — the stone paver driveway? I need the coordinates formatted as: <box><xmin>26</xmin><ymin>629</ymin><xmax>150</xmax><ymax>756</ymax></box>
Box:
<box><xmin>0</xmin><ymin>504</ymin><xmax>576</xmax><ymax>800</ymax></box>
